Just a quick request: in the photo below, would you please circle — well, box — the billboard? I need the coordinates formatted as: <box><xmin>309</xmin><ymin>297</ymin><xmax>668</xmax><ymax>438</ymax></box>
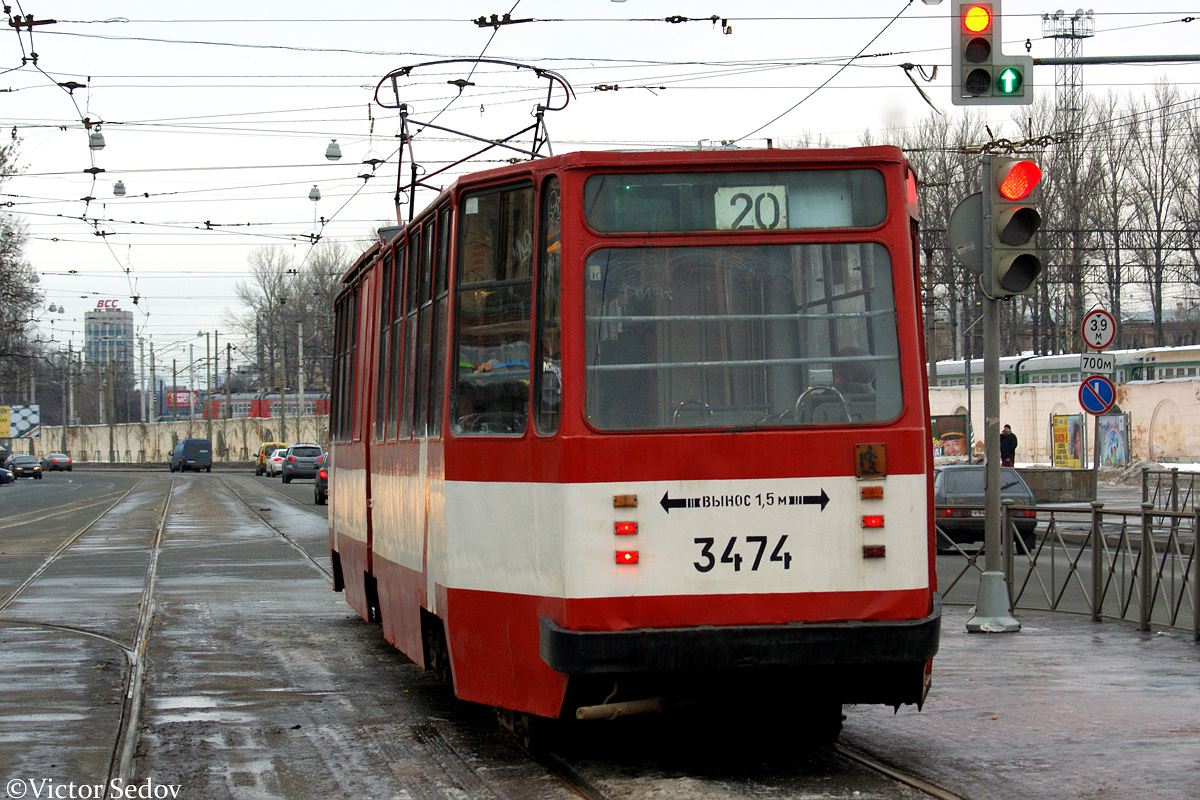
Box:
<box><xmin>167</xmin><ymin>391</ymin><xmax>197</xmax><ymax>408</ymax></box>
<box><xmin>932</xmin><ymin>414</ymin><xmax>969</xmax><ymax>456</ymax></box>
<box><xmin>0</xmin><ymin>405</ymin><xmax>41</xmax><ymax>438</ymax></box>
<box><xmin>1098</xmin><ymin>414</ymin><xmax>1130</xmax><ymax>467</ymax></box>
<box><xmin>1052</xmin><ymin>414</ymin><xmax>1086</xmax><ymax>468</ymax></box>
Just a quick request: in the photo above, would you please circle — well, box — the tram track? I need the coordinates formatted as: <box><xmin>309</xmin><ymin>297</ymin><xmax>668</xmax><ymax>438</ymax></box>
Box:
<box><xmin>836</xmin><ymin>741</ymin><xmax>970</xmax><ymax>800</ymax></box>
<box><xmin>0</xmin><ymin>479</ymin><xmax>143</xmax><ymax>613</ymax></box>
<box><xmin>109</xmin><ymin>476</ymin><xmax>174</xmax><ymax>786</ymax></box>
<box><xmin>0</xmin><ymin>473</ymin><xmax>176</xmax><ymax>792</ymax></box>
<box><xmin>215</xmin><ymin>475</ymin><xmax>333</xmax><ymax>582</ymax></box>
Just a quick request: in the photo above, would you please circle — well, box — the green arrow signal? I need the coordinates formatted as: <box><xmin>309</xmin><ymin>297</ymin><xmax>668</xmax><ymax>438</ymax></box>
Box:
<box><xmin>997</xmin><ymin>66</ymin><xmax>1023</xmax><ymax>95</ymax></box>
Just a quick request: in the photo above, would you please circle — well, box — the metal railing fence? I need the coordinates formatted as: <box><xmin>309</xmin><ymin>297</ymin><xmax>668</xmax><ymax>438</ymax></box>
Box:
<box><xmin>1142</xmin><ymin>467</ymin><xmax>1200</xmax><ymax>513</ymax></box>
<box><xmin>936</xmin><ymin>501</ymin><xmax>1199</xmax><ymax>641</ymax></box>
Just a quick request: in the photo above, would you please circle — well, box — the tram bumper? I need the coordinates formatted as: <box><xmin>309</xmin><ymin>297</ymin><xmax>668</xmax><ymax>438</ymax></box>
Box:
<box><xmin>539</xmin><ymin>594</ymin><xmax>941</xmax><ymax>707</ymax></box>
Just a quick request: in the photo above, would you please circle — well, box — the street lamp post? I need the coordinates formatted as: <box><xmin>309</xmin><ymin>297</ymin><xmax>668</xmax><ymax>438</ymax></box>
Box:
<box><xmin>189</xmin><ymin>343</ymin><xmax>195</xmax><ymax>436</ymax></box>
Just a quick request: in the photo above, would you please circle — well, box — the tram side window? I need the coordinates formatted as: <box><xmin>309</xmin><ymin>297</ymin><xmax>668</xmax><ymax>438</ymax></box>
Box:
<box><xmin>374</xmin><ymin>251</ymin><xmax>395</xmax><ymax>442</ymax></box>
<box><xmin>331</xmin><ymin>299</ymin><xmax>344</xmax><ymax>440</ymax></box>
<box><xmin>429</xmin><ymin>205</ymin><xmax>452</xmax><ymax>435</ymax></box>
<box><xmin>535</xmin><ymin>176</ymin><xmax>562</xmax><ymax>435</ymax></box>
<box><xmin>413</xmin><ymin>216</ymin><xmax>436</xmax><ymax>437</ymax></box>
<box><xmin>452</xmin><ymin>184</ymin><xmax>534</xmax><ymax>435</ymax></box>
<box><xmin>385</xmin><ymin>246</ymin><xmax>406</xmax><ymax>440</ymax></box>
<box><xmin>400</xmin><ymin>228</ymin><xmax>421</xmax><ymax>438</ymax></box>
<box><xmin>331</xmin><ymin>285</ymin><xmax>360</xmax><ymax>441</ymax></box>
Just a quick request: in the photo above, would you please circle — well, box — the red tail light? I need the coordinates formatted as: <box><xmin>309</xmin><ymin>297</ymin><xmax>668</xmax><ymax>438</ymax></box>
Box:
<box><xmin>937</xmin><ymin>508</ymin><xmax>971</xmax><ymax>518</ymax></box>
<box><xmin>318</xmin><ymin>469</ymin><xmax>327</xmax><ymax>479</ymax></box>
<box><xmin>615</xmin><ymin>550</ymin><xmax>639</xmax><ymax>565</ymax></box>
<box><xmin>288</xmin><ymin>456</ymin><xmax>296</xmax><ymax>462</ymax></box>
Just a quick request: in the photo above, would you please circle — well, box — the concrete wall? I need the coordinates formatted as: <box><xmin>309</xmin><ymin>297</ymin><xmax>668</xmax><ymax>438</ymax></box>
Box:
<box><xmin>930</xmin><ymin>378</ymin><xmax>1200</xmax><ymax>464</ymax></box>
<box><xmin>28</xmin><ymin>416</ymin><xmax>329</xmax><ymax>463</ymax></box>
<box><xmin>1018</xmin><ymin>467</ymin><xmax>1096</xmax><ymax>503</ymax></box>
<box><xmin>15</xmin><ymin>378</ymin><xmax>1200</xmax><ymax>466</ymax></box>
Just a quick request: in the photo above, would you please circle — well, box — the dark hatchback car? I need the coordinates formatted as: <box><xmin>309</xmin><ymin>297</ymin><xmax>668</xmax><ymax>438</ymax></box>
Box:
<box><xmin>9</xmin><ymin>454</ymin><xmax>44</xmax><ymax>479</ymax></box>
<box><xmin>0</xmin><ymin>466</ymin><xmax>13</xmax><ymax>485</ymax></box>
<box><xmin>281</xmin><ymin>443</ymin><xmax>324</xmax><ymax>484</ymax></box>
<box><xmin>313</xmin><ymin>453</ymin><xmax>328</xmax><ymax>505</ymax></box>
<box><xmin>934</xmin><ymin>464</ymin><xmax>1037</xmax><ymax>551</ymax></box>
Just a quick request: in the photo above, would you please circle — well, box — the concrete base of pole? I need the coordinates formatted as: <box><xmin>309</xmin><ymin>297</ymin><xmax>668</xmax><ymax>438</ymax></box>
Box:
<box><xmin>966</xmin><ymin>571</ymin><xmax>1021</xmax><ymax>633</ymax></box>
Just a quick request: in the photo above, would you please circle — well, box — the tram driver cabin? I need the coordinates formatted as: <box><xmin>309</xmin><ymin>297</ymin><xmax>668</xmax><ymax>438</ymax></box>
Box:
<box><xmin>327</xmin><ymin>147</ymin><xmax>940</xmax><ymax>734</ymax></box>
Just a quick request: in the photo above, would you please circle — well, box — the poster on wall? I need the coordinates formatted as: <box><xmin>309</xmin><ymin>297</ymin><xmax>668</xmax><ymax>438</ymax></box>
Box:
<box><xmin>931</xmin><ymin>414</ymin><xmax>969</xmax><ymax>456</ymax></box>
<box><xmin>1052</xmin><ymin>414</ymin><xmax>1086</xmax><ymax>468</ymax></box>
<box><xmin>1098</xmin><ymin>413</ymin><xmax>1130</xmax><ymax>467</ymax></box>
<box><xmin>0</xmin><ymin>405</ymin><xmax>41</xmax><ymax>438</ymax></box>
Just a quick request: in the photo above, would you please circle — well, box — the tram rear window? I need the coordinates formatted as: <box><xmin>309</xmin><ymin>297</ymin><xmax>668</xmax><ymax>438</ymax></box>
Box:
<box><xmin>584</xmin><ymin>169</ymin><xmax>886</xmax><ymax>232</ymax></box>
<box><xmin>584</xmin><ymin>242</ymin><xmax>903</xmax><ymax>431</ymax></box>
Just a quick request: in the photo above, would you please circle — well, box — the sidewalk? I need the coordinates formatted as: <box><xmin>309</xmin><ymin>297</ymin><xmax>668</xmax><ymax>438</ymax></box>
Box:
<box><xmin>844</xmin><ymin>606</ymin><xmax>1200</xmax><ymax>800</ymax></box>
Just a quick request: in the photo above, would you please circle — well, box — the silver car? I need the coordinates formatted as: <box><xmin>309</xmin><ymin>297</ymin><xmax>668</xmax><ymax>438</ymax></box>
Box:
<box><xmin>281</xmin><ymin>443</ymin><xmax>324</xmax><ymax>484</ymax></box>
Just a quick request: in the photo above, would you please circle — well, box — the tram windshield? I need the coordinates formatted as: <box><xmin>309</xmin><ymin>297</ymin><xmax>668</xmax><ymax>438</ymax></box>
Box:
<box><xmin>584</xmin><ymin>243</ymin><xmax>903</xmax><ymax>430</ymax></box>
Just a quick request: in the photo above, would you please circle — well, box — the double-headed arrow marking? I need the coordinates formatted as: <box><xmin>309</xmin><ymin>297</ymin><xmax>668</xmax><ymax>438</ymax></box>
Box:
<box><xmin>659</xmin><ymin>489</ymin><xmax>829</xmax><ymax>514</ymax></box>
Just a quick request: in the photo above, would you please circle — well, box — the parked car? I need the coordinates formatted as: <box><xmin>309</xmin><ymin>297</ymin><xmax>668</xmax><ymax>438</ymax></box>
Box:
<box><xmin>8</xmin><ymin>454</ymin><xmax>44</xmax><ymax>479</ymax></box>
<box><xmin>0</xmin><ymin>466</ymin><xmax>13</xmax><ymax>485</ymax></box>
<box><xmin>255</xmin><ymin>441</ymin><xmax>287</xmax><ymax>476</ymax></box>
<box><xmin>281</xmin><ymin>443</ymin><xmax>324</xmax><ymax>484</ymax></box>
<box><xmin>266</xmin><ymin>448</ymin><xmax>288</xmax><ymax>477</ymax></box>
<box><xmin>313</xmin><ymin>453</ymin><xmax>328</xmax><ymax>505</ymax></box>
<box><xmin>934</xmin><ymin>464</ymin><xmax>1037</xmax><ymax>551</ymax></box>
<box><xmin>41</xmin><ymin>452</ymin><xmax>73</xmax><ymax>471</ymax></box>
<box><xmin>169</xmin><ymin>438</ymin><xmax>213</xmax><ymax>473</ymax></box>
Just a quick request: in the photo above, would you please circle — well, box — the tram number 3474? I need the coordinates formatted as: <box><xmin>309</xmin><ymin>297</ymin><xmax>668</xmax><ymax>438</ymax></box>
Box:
<box><xmin>693</xmin><ymin>535</ymin><xmax>793</xmax><ymax>573</ymax></box>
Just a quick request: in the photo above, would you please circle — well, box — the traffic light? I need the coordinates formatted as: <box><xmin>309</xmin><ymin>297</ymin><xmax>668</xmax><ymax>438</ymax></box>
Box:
<box><xmin>987</xmin><ymin>157</ymin><xmax>1042</xmax><ymax>296</ymax></box>
<box><xmin>950</xmin><ymin>1</ymin><xmax>1033</xmax><ymax>106</ymax></box>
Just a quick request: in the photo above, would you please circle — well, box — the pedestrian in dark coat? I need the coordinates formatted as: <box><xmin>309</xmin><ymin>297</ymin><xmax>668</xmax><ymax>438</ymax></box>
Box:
<box><xmin>1000</xmin><ymin>424</ymin><xmax>1018</xmax><ymax>467</ymax></box>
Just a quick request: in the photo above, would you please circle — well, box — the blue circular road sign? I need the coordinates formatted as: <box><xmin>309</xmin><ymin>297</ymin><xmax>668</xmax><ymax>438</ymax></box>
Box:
<box><xmin>1079</xmin><ymin>375</ymin><xmax>1116</xmax><ymax>415</ymax></box>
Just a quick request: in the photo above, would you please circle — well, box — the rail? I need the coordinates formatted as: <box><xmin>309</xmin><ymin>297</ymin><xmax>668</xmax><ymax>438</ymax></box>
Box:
<box><xmin>936</xmin><ymin>500</ymin><xmax>1199</xmax><ymax>642</ymax></box>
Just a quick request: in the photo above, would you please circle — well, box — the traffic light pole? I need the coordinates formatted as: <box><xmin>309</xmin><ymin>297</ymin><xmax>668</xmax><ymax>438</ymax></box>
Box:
<box><xmin>968</xmin><ymin>155</ymin><xmax>1021</xmax><ymax>633</ymax></box>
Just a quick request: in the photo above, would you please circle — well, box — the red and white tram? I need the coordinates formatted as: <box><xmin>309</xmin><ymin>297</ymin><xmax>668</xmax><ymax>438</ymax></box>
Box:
<box><xmin>329</xmin><ymin>147</ymin><xmax>940</xmax><ymax>736</ymax></box>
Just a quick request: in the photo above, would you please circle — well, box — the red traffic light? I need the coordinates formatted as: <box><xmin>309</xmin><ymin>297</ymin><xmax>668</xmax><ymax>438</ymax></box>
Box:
<box><xmin>997</xmin><ymin>160</ymin><xmax>1041</xmax><ymax>200</ymax></box>
<box><xmin>963</xmin><ymin>5</ymin><xmax>992</xmax><ymax>33</ymax></box>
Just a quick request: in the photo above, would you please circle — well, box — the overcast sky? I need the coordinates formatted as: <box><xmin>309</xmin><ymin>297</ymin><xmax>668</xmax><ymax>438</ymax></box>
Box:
<box><xmin>5</xmin><ymin>0</ymin><xmax>1199</xmax><ymax>362</ymax></box>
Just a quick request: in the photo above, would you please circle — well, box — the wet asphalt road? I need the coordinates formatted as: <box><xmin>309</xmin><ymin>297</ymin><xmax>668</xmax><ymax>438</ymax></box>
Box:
<box><xmin>1</xmin><ymin>471</ymin><xmax>934</xmax><ymax>800</ymax></box>
<box><xmin>2</xmin><ymin>469</ymin><xmax>1197</xmax><ymax>799</ymax></box>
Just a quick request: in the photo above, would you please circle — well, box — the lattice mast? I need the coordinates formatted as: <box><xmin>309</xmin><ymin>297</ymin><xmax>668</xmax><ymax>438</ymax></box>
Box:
<box><xmin>1042</xmin><ymin>9</ymin><xmax>1095</xmax><ymax>352</ymax></box>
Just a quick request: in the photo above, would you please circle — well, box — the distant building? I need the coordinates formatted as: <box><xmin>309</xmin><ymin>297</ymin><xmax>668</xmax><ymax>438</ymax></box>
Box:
<box><xmin>84</xmin><ymin>301</ymin><xmax>135</xmax><ymax>375</ymax></box>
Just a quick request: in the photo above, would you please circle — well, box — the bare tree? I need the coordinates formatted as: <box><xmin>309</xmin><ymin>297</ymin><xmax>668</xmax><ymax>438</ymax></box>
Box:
<box><xmin>1174</xmin><ymin>93</ymin><xmax>1200</xmax><ymax>314</ymax></box>
<box><xmin>1126</xmin><ymin>82</ymin><xmax>1189</xmax><ymax>346</ymax></box>
<box><xmin>1087</xmin><ymin>92</ymin><xmax>1140</xmax><ymax>349</ymax></box>
<box><xmin>231</xmin><ymin>245</ymin><xmax>298</xmax><ymax>392</ymax></box>
<box><xmin>0</xmin><ymin>139</ymin><xmax>42</xmax><ymax>403</ymax></box>
<box><xmin>228</xmin><ymin>241</ymin><xmax>354</xmax><ymax>395</ymax></box>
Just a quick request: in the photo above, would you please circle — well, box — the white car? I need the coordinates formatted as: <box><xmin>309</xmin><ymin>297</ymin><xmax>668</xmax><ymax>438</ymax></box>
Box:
<box><xmin>266</xmin><ymin>448</ymin><xmax>288</xmax><ymax>477</ymax></box>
